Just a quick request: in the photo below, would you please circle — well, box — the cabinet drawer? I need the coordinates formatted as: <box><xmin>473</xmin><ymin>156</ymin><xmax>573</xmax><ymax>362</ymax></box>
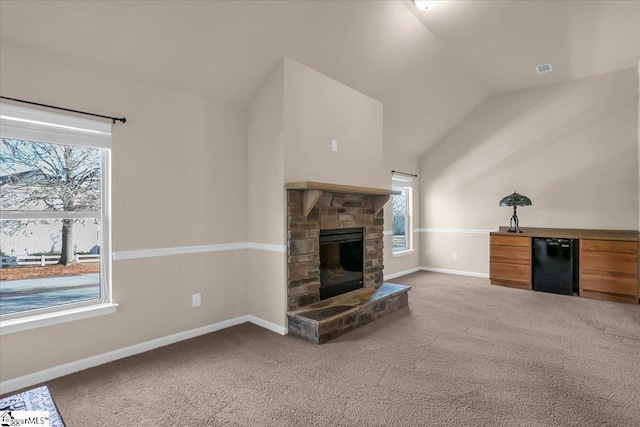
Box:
<box><xmin>579</xmin><ymin>290</ymin><xmax>638</xmax><ymax>304</ymax></box>
<box><xmin>491</xmin><ymin>235</ymin><xmax>530</xmax><ymax>247</ymax></box>
<box><xmin>580</xmin><ymin>252</ymin><xmax>638</xmax><ymax>275</ymax></box>
<box><xmin>581</xmin><ymin>240</ymin><xmax>638</xmax><ymax>254</ymax></box>
<box><xmin>490</xmin><ymin>245</ymin><xmax>530</xmax><ymax>265</ymax></box>
<box><xmin>580</xmin><ymin>270</ymin><xmax>638</xmax><ymax>296</ymax></box>
<box><xmin>490</xmin><ymin>262</ymin><xmax>530</xmax><ymax>284</ymax></box>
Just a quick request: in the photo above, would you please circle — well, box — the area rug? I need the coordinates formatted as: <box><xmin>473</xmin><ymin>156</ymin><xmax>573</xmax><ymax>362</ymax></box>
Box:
<box><xmin>0</xmin><ymin>385</ymin><xmax>65</xmax><ymax>427</ymax></box>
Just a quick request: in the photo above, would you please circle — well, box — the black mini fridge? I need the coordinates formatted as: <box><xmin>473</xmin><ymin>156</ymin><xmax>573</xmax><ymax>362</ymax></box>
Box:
<box><xmin>532</xmin><ymin>238</ymin><xmax>576</xmax><ymax>296</ymax></box>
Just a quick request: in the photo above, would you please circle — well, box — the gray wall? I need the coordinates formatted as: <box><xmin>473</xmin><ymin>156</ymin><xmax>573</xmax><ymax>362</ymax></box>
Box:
<box><xmin>0</xmin><ymin>42</ymin><xmax>250</xmax><ymax>382</ymax></box>
<box><xmin>419</xmin><ymin>67</ymin><xmax>639</xmax><ymax>274</ymax></box>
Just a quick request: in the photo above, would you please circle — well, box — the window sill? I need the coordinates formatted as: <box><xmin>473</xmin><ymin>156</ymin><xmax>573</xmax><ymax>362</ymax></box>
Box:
<box><xmin>392</xmin><ymin>249</ymin><xmax>415</xmax><ymax>258</ymax></box>
<box><xmin>0</xmin><ymin>303</ymin><xmax>119</xmax><ymax>336</ymax></box>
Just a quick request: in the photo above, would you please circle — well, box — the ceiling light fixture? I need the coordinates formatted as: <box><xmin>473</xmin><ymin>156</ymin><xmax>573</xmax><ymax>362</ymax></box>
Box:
<box><xmin>413</xmin><ymin>0</ymin><xmax>438</xmax><ymax>11</ymax></box>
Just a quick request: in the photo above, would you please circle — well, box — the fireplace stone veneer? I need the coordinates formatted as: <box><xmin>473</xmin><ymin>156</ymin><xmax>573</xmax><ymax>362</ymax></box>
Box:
<box><xmin>287</xmin><ymin>189</ymin><xmax>385</xmax><ymax>311</ymax></box>
<box><xmin>287</xmin><ymin>282</ymin><xmax>411</xmax><ymax>344</ymax></box>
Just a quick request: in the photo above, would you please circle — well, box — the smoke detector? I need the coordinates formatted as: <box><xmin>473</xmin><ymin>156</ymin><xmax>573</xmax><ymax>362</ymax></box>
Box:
<box><xmin>536</xmin><ymin>63</ymin><xmax>553</xmax><ymax>74</ymax></box>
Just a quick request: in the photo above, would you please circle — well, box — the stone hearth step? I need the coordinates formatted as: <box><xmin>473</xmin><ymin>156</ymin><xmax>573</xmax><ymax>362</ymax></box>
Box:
<box><xmin>287</xmin><ymin>282</ymin><xmax>410</xmax><ymax>344</ymax></box>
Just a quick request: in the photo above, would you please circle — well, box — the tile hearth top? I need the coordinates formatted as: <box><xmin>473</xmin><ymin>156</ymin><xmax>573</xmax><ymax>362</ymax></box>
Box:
<box><xmin>287</xmin><ymin>282</ymin><xmax>410</xmax><ymax>344</ymax></box>
<box><xmin>288</xmin><ymin>282</ymin><xmax>410</xmax><ymax>326</ymax></box>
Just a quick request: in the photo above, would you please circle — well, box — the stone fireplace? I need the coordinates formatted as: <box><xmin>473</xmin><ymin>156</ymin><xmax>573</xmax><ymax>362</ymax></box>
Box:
<box><xmin>285</xmin><ymin>182</ymin><xmax>411</xmax><ymax>344</ymax></box>
<box><xmin>286</xmin><ymin>182</ymin><xmax>388</xmax><ymax>312</ymax></box>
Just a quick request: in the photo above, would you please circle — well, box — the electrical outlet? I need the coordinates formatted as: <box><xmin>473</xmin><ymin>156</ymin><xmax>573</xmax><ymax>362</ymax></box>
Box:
<box><xmin>331</xmin><ymin>139</ymin><xmax>338</xmax><ymax>152</ymax></box>
<box><xmin>192</xmin><ymin>293</ymin><xmax>201</xmax><ymax>308</ymax></box>
<box><xmin>452</xmin><ymin>252</ymin><xmax>458</xmax><ymax>261</ymax></box>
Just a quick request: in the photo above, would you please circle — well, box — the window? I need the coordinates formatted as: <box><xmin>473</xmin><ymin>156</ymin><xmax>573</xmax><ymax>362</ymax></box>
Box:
<box><xmin>0</xmin><ymin>103</ymin><xmax>112</xmax><ymax>321</ymax></box>
<box><xmin>392</xmin><ymin>173</ymin><xmax>413</xmax><ymax>254</ymax></box>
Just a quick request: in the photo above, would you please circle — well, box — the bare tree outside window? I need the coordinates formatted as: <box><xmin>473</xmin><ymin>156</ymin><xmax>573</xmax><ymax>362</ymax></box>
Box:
<box><xmin>0</xmin><ymin>139</ymin><xmax>100</xmax><ymax>265</ymax></box>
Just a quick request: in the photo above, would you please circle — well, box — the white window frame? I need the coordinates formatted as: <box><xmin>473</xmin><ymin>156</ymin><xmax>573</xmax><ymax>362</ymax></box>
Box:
<box><xmin>392</xmin><ymin>173</ymin><xmax>413</xmax><ymax>255</ymax></box>
<box><xmin>0</xmin><ymin>103</ymin><xmax>115</xmax><ymax>332</ymax></box>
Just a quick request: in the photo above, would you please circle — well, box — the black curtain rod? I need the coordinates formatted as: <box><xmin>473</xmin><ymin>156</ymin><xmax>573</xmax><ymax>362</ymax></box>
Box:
<box><xmin>0</xmin><ymin>96</ymin><xmax>126</xmax><ymax>124</ymax></box>
<box><xmin>392</xmin><ymin>170</ymin><xmax>418</xmax><ymax>178</ymax></box>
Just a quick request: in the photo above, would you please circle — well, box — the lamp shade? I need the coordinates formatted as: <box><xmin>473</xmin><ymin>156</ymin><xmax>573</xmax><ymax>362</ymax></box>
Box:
<box><xmin>499</xmin><ymin>192</ymin><xmax>532</xmax><ymax>207</ymax></box>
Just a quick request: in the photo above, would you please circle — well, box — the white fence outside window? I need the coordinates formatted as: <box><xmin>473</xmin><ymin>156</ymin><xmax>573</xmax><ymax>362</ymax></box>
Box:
<box><xmin>0</xmin><ymin>254</ymin><xmax>99</xmax><ymax>268</ymax></box>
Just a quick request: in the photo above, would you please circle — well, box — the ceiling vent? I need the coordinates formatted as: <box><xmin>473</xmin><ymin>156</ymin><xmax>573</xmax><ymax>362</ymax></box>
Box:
<box><xmin>536</xmin><ymin>63</ymin><xmax>553</xmax><ymax>74</ymax></box>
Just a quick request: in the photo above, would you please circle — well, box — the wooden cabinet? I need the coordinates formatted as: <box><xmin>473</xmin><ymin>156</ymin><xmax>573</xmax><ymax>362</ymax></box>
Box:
<box><xmin>489</xmin><ymin>228</ymin><xmax>639</xmax><ymax>304</ymax></box>
<box><xmin>580</xmin><ymin>239</ymin><xmax>639</xmax><ymax>304</ymax></box>
<box><xmin>490</xmin><ymin>235</ymin><xmax>531</xmax><ymax>289</ymax></box>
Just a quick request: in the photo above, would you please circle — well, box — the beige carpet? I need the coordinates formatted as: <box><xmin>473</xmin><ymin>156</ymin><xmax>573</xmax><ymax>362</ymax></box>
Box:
<box><xmin>37</xmin><ymin>272</ymin><xmax>640</xmax><ymax>425</ymax></box>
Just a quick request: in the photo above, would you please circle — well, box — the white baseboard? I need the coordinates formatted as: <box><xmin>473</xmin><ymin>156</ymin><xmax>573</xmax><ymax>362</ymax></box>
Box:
<box><xmin>384</xmin><ymin>267</ymin><xmax>423</xmax><ymax>281</ymax></box>
<box><xmin>247</xmin><ymin>315</ymin><xmax>288</xmax><ymax>336</ymax></box>
<box><xmin>385</xmin><ymin>266</ymin><xmax>488</xmax><ymax>280</ymax></box>
<box><xmin>421</xmin><ymin>266</ymin><xmax>489</xmax><ymax>278</ymax></box>
<box><xmin>0</xmin><ymin>314</ymin><xmax>286</xmax><ymax>395</ymax></box>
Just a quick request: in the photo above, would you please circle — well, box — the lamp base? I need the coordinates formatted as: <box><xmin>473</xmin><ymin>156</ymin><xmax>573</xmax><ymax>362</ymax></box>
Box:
<box><xmin>508</xmin><ymin>206</ymin><xmax>523</xmax><ymax>233</ymax></box>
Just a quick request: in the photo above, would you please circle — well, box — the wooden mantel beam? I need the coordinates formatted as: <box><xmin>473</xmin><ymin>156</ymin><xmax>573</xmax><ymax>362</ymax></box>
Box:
<box><xmin>286</xmin><ymin>181</ymin><xmax>399</xmax><ymax>196</ymax></box>
<box><xmin>286</xmin><ymin>181</ymin><xmax>399</xmax><ymax>218</ymax></box>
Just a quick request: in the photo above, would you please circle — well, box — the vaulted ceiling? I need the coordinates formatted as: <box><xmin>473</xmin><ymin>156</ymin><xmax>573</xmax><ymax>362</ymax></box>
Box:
<box><xmin>1</xmin><ymin>1</ymin><xmax>639</xmax><ymax>156</ymax></box>
<box><xmin>408</xmin><ymin>0</ymin><xmax>640</xmax><ymax>93</ymax></box>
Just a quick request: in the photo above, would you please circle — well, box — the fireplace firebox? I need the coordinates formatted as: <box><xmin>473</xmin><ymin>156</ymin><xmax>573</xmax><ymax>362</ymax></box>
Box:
<box><xmin>319</xmin><ymin>228</ymin><xmax>364</xmax><ymax>300</ymax></box>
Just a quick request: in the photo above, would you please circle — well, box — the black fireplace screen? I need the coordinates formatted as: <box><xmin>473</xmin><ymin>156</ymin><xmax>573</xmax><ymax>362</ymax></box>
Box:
<box><xmin>319</xmin><ymin>228</ymin><xmax>364</xmax><ymax>299</ymax></box>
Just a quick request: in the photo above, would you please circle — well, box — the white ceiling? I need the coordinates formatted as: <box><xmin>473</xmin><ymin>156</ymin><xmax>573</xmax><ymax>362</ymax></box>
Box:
<box><xmin>408</xmin><ymin>0</ymin><xmax>640</xmax><ymax>94</ymax></box>
<box><xmin>1</xmin><ymin>1</ymin><xmax>638</xmax><ymax>156</ymax></box>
